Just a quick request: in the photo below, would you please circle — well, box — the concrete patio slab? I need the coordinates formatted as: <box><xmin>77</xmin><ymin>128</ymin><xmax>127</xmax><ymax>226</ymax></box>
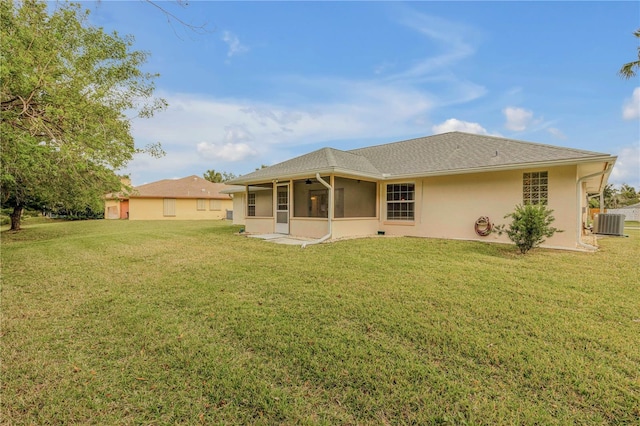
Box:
<box><xmin>247</xmin><ymin>233</ymin><xmax>316</xmax><ymax>246</ymax></box>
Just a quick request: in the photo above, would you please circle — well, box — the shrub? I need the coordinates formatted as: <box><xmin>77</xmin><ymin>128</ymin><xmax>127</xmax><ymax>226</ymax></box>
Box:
<box><xmin>494</xmin><ymin>204</ymin><xmax>562</xmax><ymax>254</ymax></box>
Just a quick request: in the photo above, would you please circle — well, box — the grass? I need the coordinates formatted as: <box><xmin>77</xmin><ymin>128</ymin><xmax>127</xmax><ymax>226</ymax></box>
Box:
<box><xmin>1</xmin><ymin>219</ymin><xmax>639</xmax><ymax>425</ymax></box>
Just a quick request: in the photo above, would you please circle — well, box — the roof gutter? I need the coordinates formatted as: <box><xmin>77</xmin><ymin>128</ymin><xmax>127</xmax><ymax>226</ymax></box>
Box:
<box><xmin>301</xmin><ymin>173</ymin><xmax>333</xmax><ymax>248</ymax></box>
<box><xmin>386</xmin><ymin>155</ymin><xmax>618</xmax><ymax>181</ymax></box>
<box><xmin>576</xmin><ymin>162</ymin><xmax>614</xmax><ymax>251</ymax></box>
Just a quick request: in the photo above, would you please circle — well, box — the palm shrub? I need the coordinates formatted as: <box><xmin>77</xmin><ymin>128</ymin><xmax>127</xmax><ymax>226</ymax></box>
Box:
<box><xmin>494</xmin><ymin>204</ymin><xmax>561</xmax><ymax>254</ymax></box>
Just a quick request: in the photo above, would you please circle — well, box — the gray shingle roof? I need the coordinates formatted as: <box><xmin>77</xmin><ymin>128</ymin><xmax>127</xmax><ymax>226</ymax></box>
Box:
<box><xmin>350</xmin><ymin>132</ymin><xmax>610</xmax><ymax>175</ymax></box>
<box><xmin>229</xmin><ymin>132</ymin><xmax>613</xmax><ymax>184</ymax></box>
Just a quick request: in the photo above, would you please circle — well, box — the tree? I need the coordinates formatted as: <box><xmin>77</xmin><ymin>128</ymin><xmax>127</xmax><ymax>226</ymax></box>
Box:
<box><xmin>1</xmin><ymin>0</ymin><xmax>166</xmax><ymax>230</ymax></box>
<box><xmin>589</xmin><ymin>184</ymin><xmax>640</xmax><ymax>209</ymax></box>
<box><xmin>619</xmin><ymin>184</ymin><xmax>639</xmax><ymax>206</ymax></box>
<box><xmin>494</xmin><ymin>204</ymin><xmax>561</xmax><ymax>254</ymax></box>
<box><xmin>619</xmin><ymin>28</ymin><xmax>640</xmax><ymax>79</ymax></box>
<box><xmin>203</xmin><ymin>169</ymin><xmax>237</xmax><ymax>183</ymax></box>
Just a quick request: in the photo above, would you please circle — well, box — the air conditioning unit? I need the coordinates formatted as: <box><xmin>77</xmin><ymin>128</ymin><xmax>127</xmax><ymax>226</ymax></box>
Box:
<box><xmin>593</xmin><ymin>214</ymin><xmax>625</xmax><ymax>236</ymax></box>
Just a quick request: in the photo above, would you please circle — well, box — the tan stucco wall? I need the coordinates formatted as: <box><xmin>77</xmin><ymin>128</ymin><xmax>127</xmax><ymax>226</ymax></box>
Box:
<box><xmin>380</xmin><ymin>165</ymin><xmax>578</xmax><ymax>249</ymax></box>
<box><xmin>104</xmin><ymin>199</ymin><xmax>121</xmax><ymax>219</ymax></box>
<box><xmin>244</xmin><ymin>217</ymin><xmax>274</xmax><ymax>234</ymax></box>
<box><xmin>128</xmin><ymin>198</ymin><xmax>232</xmax><ymax>220</ymax></box>
<box><xmin>333</xmin><ymin>218</ymin><xmax>380</xmax><ymax>239</ymax></box>
<box><xmin>290</xmin><ymin>218</ymin><xmax>329</xmax><ymax>238</ymax></box>
<box><xmin>232</xmin><ymin>193</ymin><xmax>245</xmax><ymax>225</ymax></box>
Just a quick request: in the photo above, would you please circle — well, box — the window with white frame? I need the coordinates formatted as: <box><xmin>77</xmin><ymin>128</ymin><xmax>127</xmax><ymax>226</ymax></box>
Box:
<box><xmin>523</xmin><ymin>171</ymin><xmax>548</xmax><ymax>205</ymax></box>
<box><xmin>386</xmin><ymin>183</ymin><xmax>415</xmax><ymax>220</ymax></box>
<box><xmin>247</xmin><ymin>193</ymin><xmax>256</xmax><ymax>217</ymax></box>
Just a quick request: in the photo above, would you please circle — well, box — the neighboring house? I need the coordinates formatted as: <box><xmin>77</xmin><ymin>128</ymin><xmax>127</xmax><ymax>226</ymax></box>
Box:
<box><xmin>105</xmin><ymin>175</ymin><xmax>242</xmax><ymax>220</ymax></box>
<box><xmin>607</xmin><ymin>202</ymin><xmax>640</xmax><ymax>222</ymax></box>
<box><xmin>228</xmin><ymin>132</ymin><xmax>617</xmax><ymax>250</ymax></box>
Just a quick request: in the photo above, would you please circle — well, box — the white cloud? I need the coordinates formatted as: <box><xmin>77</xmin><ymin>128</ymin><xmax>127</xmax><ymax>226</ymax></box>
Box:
<box><xmin>432</xmin><ymin>118</ymin><xmax>489</xmax><ymax>135</ymax></box>
<box><xmin>622</xmin><ymin>87</ymin><xmax>640</xmax><ymax>120</ymax></box>
<box><xmin>547</xmin><ymin>127</ymin><xmax>566</xmax><ymax>139</ymax></box>
<box><xmin>127</xmin><ymin>9</ymin><xmax>489</xmax><ymax>182</ymax></box>
<box><xmin>503</xmin><ymin>107</ymin><xmax>535</xmax><ymax>131</ymax></box>
<box><xmin>610</xmin><ymin>143</ymin><xmax>640</xmax><ymax>188</ymax></box>
<box><xmin>197</xmin><ymin>142</ymin><xmax>257</xmax><ymax>162</ymax></box>
<box><xmin>222</xmin><ymin>31</ymin><xmax>248</xmax><ymax>58</ymax></box>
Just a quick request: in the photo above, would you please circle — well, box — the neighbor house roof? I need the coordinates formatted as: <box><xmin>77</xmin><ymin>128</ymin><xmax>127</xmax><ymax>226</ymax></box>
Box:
<box><xmin>229</xmin><ymin>132</ymin><xmax>615</xmax><ymax>185</ymax></box>
<box><xmin>107</xmin><ymin>175</ymin><xmax>243</xmax><ymax>200</ymax></box>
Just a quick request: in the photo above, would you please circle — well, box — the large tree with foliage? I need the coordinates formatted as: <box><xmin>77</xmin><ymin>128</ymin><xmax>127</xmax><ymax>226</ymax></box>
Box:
<box><xmin>1</xmin><ymin>0</ymin><xmax>166</xmax><ymax>230</ymax></box>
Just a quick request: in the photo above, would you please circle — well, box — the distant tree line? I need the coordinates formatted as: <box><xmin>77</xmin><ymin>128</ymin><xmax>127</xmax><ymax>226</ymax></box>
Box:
<box><xmin>590</xmin><ymin>184</ymin><xmax>639</xmax><ymax>209</ymax></box>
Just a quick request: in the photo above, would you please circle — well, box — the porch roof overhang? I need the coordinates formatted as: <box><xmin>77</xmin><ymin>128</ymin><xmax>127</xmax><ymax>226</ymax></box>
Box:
<box><xmin>228</xmin><ymin>167</ymin><xmax>383</xmax><ymax>186</ymax></box>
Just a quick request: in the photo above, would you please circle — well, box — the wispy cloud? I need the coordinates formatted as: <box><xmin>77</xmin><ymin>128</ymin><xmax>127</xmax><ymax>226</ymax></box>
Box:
<box><xmin>547</xmin><ymin>127</ymin><xmax>566</xmax><ymax>139</ymax></box>
<box><xmin>127</xmin><ymin>9</ymin><xmax>488</xmax><ymax>180</ymax></box>
<box><xmin>373</xmin><ymin>61</ymin><xmax>396</xmax><ymax>75</ymax></box>
<box><xmin>222</xmin><ymin>30</ymin><xmax>248</xmax><ymax>58</ymax></box>
<box><xmin>622</xmin><ymin>87</ymin><xmax>640</xmax><ymax>120</ymax></box>
<box><xmin>386</xmin><ymin>12</ymin><xmax>479</xmax><ymax>83</ymax></box>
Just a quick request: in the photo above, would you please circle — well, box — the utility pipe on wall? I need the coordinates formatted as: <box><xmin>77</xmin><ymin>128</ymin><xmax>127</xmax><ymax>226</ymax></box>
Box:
<box><xmin>301</xmin><ymin>173</ymin><xmax>333</xmax><ymax>248</ymax></box>
<box><xmin>576</xmin><ymin>163</ymin><xmax>613</xmax><ymax>251</ymax></box>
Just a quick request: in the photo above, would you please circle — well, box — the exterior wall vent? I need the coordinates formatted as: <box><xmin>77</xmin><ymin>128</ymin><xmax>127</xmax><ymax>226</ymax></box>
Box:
<box><xmin>593</xmin><ymin>214</ymin><xmax>625</xmax><ymax>236</ymax></box>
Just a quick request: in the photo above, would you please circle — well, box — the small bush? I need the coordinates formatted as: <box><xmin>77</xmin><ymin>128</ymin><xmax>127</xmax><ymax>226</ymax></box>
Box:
<box><xmin>494</xmin><ymin>204</ymin><xmax>561</xmax><ymax>254</ymax></box>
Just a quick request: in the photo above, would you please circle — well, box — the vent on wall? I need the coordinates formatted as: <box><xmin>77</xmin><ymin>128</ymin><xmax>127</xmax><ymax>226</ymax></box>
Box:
<box><xmin>593</xmin><ymin>214</ymin><xmax>625</xmax><ymax>236</ymax></box>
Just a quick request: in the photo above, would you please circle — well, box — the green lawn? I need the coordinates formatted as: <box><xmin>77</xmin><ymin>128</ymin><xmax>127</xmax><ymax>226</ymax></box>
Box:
<box><xmin>1</xmin><ymin>219</ymin><xmax>639</xmax><ymax>425</ymax></box>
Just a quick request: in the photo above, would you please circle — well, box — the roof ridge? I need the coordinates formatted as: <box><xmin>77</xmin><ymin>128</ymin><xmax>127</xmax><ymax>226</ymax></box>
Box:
<box><xmin>349</xmin><ymin>131</ymin><xmax>610</xmax><ymax>157</ymax></box>
<box><xmin>322</xmin><ymin>147</ymin><xmax>338</xmax><ymax>167</ymax></box>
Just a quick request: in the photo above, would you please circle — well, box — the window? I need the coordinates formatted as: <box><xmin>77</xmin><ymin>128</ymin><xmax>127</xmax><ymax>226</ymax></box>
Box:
<box><xmin>277</xmin><ymin>187</ymin><xmax>288</xmax><ymax>211</ymax></box>
<box><xmin>247</xmin><ymin>193</ymin><xmax>256</xmax><ymax>217</ymax></box>
<box><xmin>523</xmin><ymin>171</ymin><xmax>548</xmax><ymax>205</ymax></box>
<box><xmin>197</xmin><ymin>199</ymin><xmax>206</xmax><ymax>211</ymax></box>
<box><xmin>209</xmin><ymin>199</ymin><xmax>222</xmax><ymax>211</ymax></box>
<box><xmin>386</xmin><ymin>183</ymin><xmax>415</xmax><ymax>220</ymax></box>
<box><xmin>163</xmin><ymin>198</ymin><xmax>176</xmax><ymax>216</ymax></box>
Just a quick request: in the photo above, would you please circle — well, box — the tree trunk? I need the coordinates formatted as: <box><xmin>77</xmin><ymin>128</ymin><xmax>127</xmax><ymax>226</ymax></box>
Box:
<box><xmin>10</xmin><ymin>205</ymin><xmax>23</xmax><ymax>231</ymax></box>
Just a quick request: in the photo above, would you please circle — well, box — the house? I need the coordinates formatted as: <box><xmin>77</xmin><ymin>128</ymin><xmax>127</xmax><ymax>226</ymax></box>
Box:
<box><xmin>227</xmin><ymin>132</ymin><xmax>617</xmax><ymax>250</ymax></box>
<box><xmin>104</xmin><ymin>175</ymin><xmax>242</xmax><ymax>220</ymax></box>
<box><xmin>607</xmin><ymin>202</ymin><xmax>640</xmax><ymax>222</ymax></box>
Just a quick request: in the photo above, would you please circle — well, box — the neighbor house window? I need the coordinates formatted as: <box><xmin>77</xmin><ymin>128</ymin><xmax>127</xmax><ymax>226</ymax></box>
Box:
<box><xmin>209</xmin><ymin>199</ymin><xmax>222</xmax><ymax>211</ymax></box>
<box><xmin>163</xmin><ymin>198</ymin><xmax>176</xmax><ymax>217</ymax></box>
<box><xmin>247</xmin><ymin>193</ymin><xmax>256</xmax><ymax>217</ymax></box>
<box><xmin>523</xmin><ymin>171</ymin><xmax>548</xmax><ymax>205</ymax></box>
<box><xmin>386</xmin><ymin>183</ymin><xmax>415</xmax><ymax>220</ymax></box>
<box><xmin>197</xmin><ymin>199</ymin><xmax>206</xmax><ymax>211</ymax></box>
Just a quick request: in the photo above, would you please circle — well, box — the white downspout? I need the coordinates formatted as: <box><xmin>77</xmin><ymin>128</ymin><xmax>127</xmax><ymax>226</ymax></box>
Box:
<box><xmin>576</xmin><ymin>164</ymin><xmax>613</xmax><ymax>250</ymax></box>
<box><xmin>301</xmin><ymin>173</ymin><xmax>333</xmax><ymax>248</ymax></box>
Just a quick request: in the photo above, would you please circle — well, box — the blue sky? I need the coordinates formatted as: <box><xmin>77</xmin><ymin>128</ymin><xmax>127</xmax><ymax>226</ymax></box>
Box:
<box><xmin>83</xmin><ymin>1</ymin><xmax>639</xmax><ymax>187</ymax></box>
